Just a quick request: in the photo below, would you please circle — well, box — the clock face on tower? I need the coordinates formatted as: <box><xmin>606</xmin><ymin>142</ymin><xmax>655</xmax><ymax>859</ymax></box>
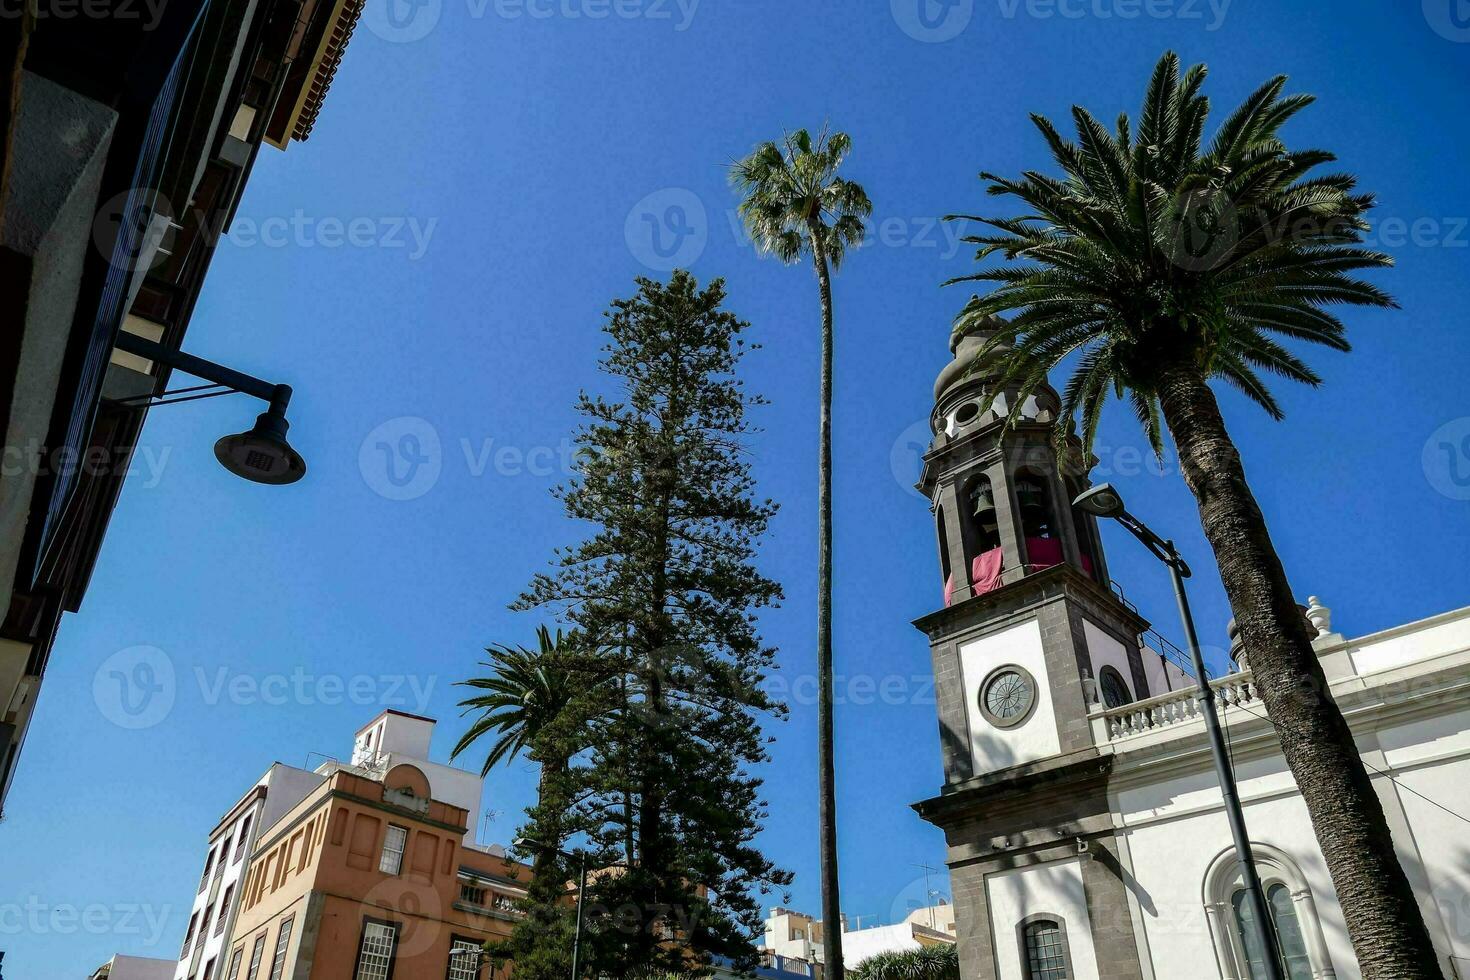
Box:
<box><xmin>979</xmin><ymin>665</ymin><xmax>1038</xmax><ymax>729</ymax></box>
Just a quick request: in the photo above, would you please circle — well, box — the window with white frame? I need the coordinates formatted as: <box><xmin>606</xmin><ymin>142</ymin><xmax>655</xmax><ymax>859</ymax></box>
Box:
<box><xmin>1203</xmin><ymin>844</ymin><xmax>1333</xmax><ymax>980</ymax></box>
<box><xmin>379</xmin><ymin>825</ymin><xmax>408</xmax><ymax>875</ymax></box>
<box><xmin>354</xmin><ymin>921</ymin><xmax>398</xmax><ymax>980</ymax></box>
<box><xmin>447</xmin><ymin>938</ymin><xmax>481</xmax><ymax>980</ymax></box>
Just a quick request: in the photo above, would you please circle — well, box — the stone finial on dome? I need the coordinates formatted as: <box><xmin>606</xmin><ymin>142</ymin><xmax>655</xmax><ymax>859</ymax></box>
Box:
<box><xmin>1306</xmin><ymin>596</ymin><xmax>1332</xmax><ymax>638</ymax></box>
<box><xmin>935</xmin><ymin>310</ymin><xmax>1011</xmax><ymax>403</ymax></box>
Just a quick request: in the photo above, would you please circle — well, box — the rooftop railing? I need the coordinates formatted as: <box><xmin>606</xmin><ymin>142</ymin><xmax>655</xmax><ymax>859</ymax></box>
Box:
<box><xmin>1093</xmin><ymin>669</ymin><xmax>1260</xmax><ymax>743</ymax></box>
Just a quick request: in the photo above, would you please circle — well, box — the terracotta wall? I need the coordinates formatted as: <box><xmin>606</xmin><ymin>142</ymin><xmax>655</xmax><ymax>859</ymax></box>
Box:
<box><xmin>226</xmin><ymin>769</ymin><xmax>524</xmax><ymax>980</ymax></box>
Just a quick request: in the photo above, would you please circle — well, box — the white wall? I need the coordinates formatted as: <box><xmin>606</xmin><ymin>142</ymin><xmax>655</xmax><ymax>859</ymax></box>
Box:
<box><xmin>960</xmin><ymin>619</ymin><xmax>1060</xmax><ymax>775</ymax></box>
<box><xmin>1115</xmin><ymin>754</ymin><xmax>1356</xmax><ymax>980</ymax></box>
<box><xmin>1347</xmin><ymin>609</ymin><xmax>1470</xmax><ymax>676</ymax></box>
<box><xmin>1379</xmin><ymin>708</ymin><xmax>1470</xmax><ymax>966</ymax></box>
<box><xmin>841</xmin><ymin>924</ymin><xmax>926</xmax><ymax>968</ymax></box>
<box><xmin>1083</xmin><ymin>620</ymin><xmax>1138</xmax><ymax>702</ymax></box>
<box><xmin>985</xmin><ymin>858</ymin><xmax>1100</xmax><ymax>980</ymax></box>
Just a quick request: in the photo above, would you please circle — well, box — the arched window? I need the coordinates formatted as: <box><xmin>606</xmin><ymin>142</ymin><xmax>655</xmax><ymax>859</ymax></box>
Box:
<box><xmin>1098</xmin><ymin>666</ymin><xmax>1132</xmax><ymax>709</ymax></box>
<box><xmin>1020</xmin><ymin>917</ymin><xmax>1072</xmax><ymax>980</ymax></box>
<box><xmin>965</xmin><ymin>475</ymin><xmax>1001</xmax><ymax>554</ymax></box>
<box><xmin>1015</xmin><ymin>472</ymin><xmax>1056</xmax><ymax>540</ymax></box>
<box><xmin>937</xmin><ymin>504</ymin><xmax>954</xmax><ymax>606</ymax></box>
<box><xmin>1203</xmin><ymin>845</ymin><xmax>1333</xmax><ymax>980</ymax></box>
<box><xmin>1231</xmin><ymin>884</ymin><xmax>1313</xmax><ymax>980</ymax></box>
<box><xmin>1067</xmin><ymin>478</ymin><xmax>1101</xmax><ymax>581</ymax></box>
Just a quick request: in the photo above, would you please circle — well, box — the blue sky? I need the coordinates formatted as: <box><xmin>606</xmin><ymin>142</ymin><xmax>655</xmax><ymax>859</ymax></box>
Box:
<box><xmin>6</xmin><ymin>1</ymin><xmax>1470</xmax><ymax>974</ymax></box>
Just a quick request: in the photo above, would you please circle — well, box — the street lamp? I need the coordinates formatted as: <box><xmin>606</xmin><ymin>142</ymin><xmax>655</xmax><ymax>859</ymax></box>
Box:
<box><xmin>114</xmin><ymin>331</ymin><xmax>306</xmax><ymax>484</ymax></box>
<box><xmin>1074</xmin><ymin>483</ymin><xmax>1285</xmax><ymax>980</ymax></box>
<box><xmin>515</xmin><ymin>836</ymin><xmax>589</xmax><ymax>980</ymax></box>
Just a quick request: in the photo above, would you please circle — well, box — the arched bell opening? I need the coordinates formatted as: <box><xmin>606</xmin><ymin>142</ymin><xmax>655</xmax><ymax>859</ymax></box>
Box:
<box><xmin>1016</xmin><ymin>469</ymin><xmax>1064</xmax><ymax>573</ymax></box>
<box><xmin>963</xmin><ymin>473</ymin><xmax>1005</xmax><ymax>598</ymax></box>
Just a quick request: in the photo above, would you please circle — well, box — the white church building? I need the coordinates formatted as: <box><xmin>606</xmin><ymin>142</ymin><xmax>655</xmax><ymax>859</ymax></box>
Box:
<box><xmin>913</xmin><ymin>323</ymin><xmax>1470</xmax><ymax>980</ymax></box>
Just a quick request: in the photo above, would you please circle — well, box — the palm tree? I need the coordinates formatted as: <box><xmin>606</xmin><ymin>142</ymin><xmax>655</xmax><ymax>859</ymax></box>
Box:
<box><xmin>451</xmin><ymin>625</ymin><xmax>584</xmax><ymax>877</ymax></box>
<box><xmin>851</xmin><ymin>945</ymin><xmax>959</xmax><ymax>980</ymax></box>
<box><xmin>731</xmin><ymin>128</ymin><xmax>871</xmax><ymax>980</ymax></box>
<box><xmin>944</xmin><ymin>51</ymin><xmax>1437</xmax><ymax>977</ymax></box>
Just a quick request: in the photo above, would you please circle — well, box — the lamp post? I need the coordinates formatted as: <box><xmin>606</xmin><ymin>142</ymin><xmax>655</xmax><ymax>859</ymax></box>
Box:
<box><xmin>1074</xmin><ymin>483</ymin><xmax>1284</xmax><ymax>980</ymax></box>
<box><xmin>515</xmin><ymin>837</ymin><xmax>589</xmax><ymax>980</ymax></box>
<box><xmin>113</xmin><ymin>331</ymin><xmax>306</xmax><ymax>484</ymax></box>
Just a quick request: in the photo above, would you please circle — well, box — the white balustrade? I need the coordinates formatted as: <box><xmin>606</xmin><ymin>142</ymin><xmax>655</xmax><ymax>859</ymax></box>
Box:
<box><xmin>1096</xmin><ymin>670</ymin><xmax>1260</xmax><ymax>742</ymax></box>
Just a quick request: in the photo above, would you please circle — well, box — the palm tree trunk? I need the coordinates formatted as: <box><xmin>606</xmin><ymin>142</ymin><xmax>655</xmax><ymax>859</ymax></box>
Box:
<box><xmin>809</xmin><ymin>223</ymin><xmax>845</xmax><ymax>980</ymax></box>
<box><xmin>1156</xmin><ymin>364</ymin><xmax>1441</xmax><ymax>979</ymax></box>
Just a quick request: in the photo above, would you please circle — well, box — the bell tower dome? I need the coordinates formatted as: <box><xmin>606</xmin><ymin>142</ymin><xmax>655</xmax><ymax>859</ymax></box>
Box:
<box><xmin>913</xmin><ymin>314</ymin><xmax>1163</xmax><ymax>786</ymax></box>
<box><xmin>922</xmin><ymin>315</ymin><xmax>1108</xmax><ymax>607</ymax></box>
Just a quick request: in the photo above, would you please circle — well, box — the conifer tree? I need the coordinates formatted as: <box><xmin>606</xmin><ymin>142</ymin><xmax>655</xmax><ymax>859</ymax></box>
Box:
<box><xmin>513</xmin><ymin>271</ymin><xmax>790</xmax><ymax>975</ymax></box>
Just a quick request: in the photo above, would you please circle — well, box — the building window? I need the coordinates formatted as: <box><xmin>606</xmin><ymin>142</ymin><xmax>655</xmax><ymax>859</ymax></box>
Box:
<box><xmin>1231</xmin><ymin>885</ymin><xmax>1313</xmax><ymax>980</ymax></box>
<box><xmin>268</xmin><ymin>916</ymin><xmax>294</xmax><ymax>980</ymax></box>
<box><xmin>181</xmin><ymin>912</ymin><xmax>199</xmax><ymax>959</ymax></box>
<box><xmin>202</xmin><ymin>958</ymin><xmax>217</xmax><ymax>980</ymax></box>
<box><xmin>224</xmin><ymin>947</ymin><xmax>244</xmax><ymax>980</ymax></box>
<box><xmin>199</xmin><ymin>850</ymin><xmax>216</xmax><ymax>891</ymax></box>
<box><xmin>244</xmin><ymin>933</ymin><xmax>268</xmax><ymax>980</ymax></box>
<box><xmin>1021</xmin><ymin>917</ymin><xmax>1071</xmax><ymax>980</ymax></box>
<box><xmin>1098</xmin><ymin>666</ymin><xmax>1131</xmax><ymax>709</ymax></box>
<box><xmin>355</xmin><ymin>920</ymin><xmax>399</xmax><ymax>980</ymax></box>
<box><xmin>235</xmin><ymin>816</ymin><xmax>252</xmax><ymax>863</ymax></box>
<box><xmin>380</xmin><ymin>825</ymin><xmax>408</xmax><ymax>875</ymax></box>
<box><xmin>447</xmin><ymin>938</ymin><xmax>481</xmax><ymax>980</ymax></box>
<box><xmin>492</xmin><ymin>893</ymin><xmax>515</xmax><ymax>913</ymax></box>
<box><xmin>459</xmin><ymin>882</ymin><xmax>488</xmax><ymax>906</ymax></box>
<box><xmin>215</xmin><ymin>885</ymin><xmax>235</xmax><ymax>936</ymax></box>
<box><xmin>1203</xmin><ymin>844</ymin><xmax>1333</xmax><ymax>980</ymax></box>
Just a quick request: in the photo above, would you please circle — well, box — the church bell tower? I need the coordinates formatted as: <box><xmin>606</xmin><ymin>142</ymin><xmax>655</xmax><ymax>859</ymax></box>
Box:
<box><xmin>912</xmin><ymin>317</ymin><xmax>1159</xmax><ymax>980</ymax></box>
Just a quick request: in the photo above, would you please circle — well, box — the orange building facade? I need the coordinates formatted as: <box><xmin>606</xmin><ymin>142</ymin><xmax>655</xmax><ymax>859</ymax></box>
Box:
<box><xmin>222</xmin><ymin>762</ymin><xmax>529</xmax><ymax>980</ymax></box>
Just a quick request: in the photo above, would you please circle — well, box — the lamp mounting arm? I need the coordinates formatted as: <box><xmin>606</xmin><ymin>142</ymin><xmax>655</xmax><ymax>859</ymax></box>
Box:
<box><xmin>114</xmin><ymin>331</ymin><xmax>291</xmax><ymax>414</ymax></box>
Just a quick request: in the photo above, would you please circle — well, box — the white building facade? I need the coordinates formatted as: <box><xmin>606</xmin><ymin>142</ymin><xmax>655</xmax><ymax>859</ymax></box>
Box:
<box><xmin>173</xmin><ymin>764</ymin><xmax>324</xmax><ymax>980</ymax></box>
<box><xmin>170</xmin><ymin>710</ymin><xmax>493</xmax><ymax>980</ymax></box>
<box><xmin>913</xmin><ymin>322</ymin><xmax>1470</xmax><ymax>980</ymax></box>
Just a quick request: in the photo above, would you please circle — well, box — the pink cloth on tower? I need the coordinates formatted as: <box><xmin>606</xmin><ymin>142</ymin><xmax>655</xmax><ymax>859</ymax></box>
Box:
<box><xmin>971</xmin><ymin>547</ymin><xmax>1005</xmax><ymax>596</ymax></box>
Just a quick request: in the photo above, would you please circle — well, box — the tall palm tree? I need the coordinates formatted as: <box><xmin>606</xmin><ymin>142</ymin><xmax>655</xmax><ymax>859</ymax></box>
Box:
<box><xmin>731</xmin><ymin>128</ymin><xmax>871</xmax><ymax>980</ymax></box>
<box><xmin>945</xmin><ymin>52</ymin><xmax>1437</xmax><ymax>977</ymax></box>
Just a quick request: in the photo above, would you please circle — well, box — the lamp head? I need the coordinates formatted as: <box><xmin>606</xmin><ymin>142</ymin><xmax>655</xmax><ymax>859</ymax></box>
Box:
<box><xmin>214</xmin><ymin>408</ymin><xmax>306</xmax><ymax>485</ymax></box>
<box><xmin>1073</xmin><ymin>482</ymin><xmax>1126</xmax><ymax>519</ymax></box>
